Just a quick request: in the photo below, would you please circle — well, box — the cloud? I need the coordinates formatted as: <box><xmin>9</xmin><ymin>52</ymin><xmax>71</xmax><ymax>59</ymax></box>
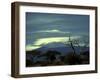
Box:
<box><xmin>33</xmin><ymin>37</ymin><xmax>68</xmax><ymax>45</ymax></box>
<box><xmin>26</xmin><ymin>29</ymin><xmax>70</xmax><ymax>34</ymax></box>
<box><xmin>26</xmin><ymin>36</ymin><xmax>81</xmax><ymax>51</ymax></box>
<box><xmin>37</xmin><ymin>30</ymin><xmax>60</xmax><ymax>33</ymax></box>
<box><xmin>26</xmin><ymin>44</ymin><xmax>41</xmax><ymax>51</ymax></box>
<box><xmin>26</xmin><ymin>13</ymin><xmax>64</xmax><ymax>26</ymax></box>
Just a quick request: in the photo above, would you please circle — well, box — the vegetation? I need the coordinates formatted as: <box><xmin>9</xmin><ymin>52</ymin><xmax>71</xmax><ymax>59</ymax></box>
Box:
<box><xmin>26</xmin><ymin>35</ymin><xmax>89</xmax><ymax>67</ymax></box>
<box><xmin>26</xmin><ymin>50</ymin><xmax>89</xmax><ymax>67</ymax></box>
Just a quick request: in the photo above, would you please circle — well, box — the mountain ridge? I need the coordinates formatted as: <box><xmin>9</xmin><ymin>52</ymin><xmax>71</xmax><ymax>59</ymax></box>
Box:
<box><xmin>26</xmin><ymin>42</ymin><xmax>89</xmax><ymax>55</ymax></box>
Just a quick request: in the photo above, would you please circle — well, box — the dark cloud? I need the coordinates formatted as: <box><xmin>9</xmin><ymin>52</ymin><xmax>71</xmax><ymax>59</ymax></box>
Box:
<box><xmin>26</xmin><ymin>12</ymin><xmax>89</xmax><ymax>46</ymax></box>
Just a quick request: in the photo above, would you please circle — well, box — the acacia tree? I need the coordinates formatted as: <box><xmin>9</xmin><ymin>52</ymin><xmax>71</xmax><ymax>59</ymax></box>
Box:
<box><xmin>70</xmin><ymin>35</ymin><xmax>89</xmax><ymax>53</ymax></box>
<box><xmin>68</xmin><ymin>35</ymin><xmax>76</xmax><ymax>54</ymax></box>
<box><xmin>63</xmin><ymin>34</ymin><xmax>82</xmax><ymax>64</ymax></box>
<box><xmin>64</xmin><ymin>34</ymin><xmax>76</xmax><ymax>54</ymax></box>
<box><xmin>71</xmin><ymin>39</ymin><xmax>81</xmax><ymax>53</ymax></box>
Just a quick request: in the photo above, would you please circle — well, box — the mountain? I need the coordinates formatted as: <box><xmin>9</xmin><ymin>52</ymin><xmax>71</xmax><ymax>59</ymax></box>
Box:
<box><xmin>26</xmin><ymin>42</ymin><xmax>89</xmax><ymax>66</ymax></box>
<box><xmin>27</xmin><ymin>42</ymin><xmax>89</xmax><ymax>55</ymax></box>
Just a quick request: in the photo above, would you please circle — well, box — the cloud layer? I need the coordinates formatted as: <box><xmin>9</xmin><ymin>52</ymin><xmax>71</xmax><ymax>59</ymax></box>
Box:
<box><xmin>26</xmin><ymin>12</ymin><xmax>89</xmax><ymax>51</ymax></box>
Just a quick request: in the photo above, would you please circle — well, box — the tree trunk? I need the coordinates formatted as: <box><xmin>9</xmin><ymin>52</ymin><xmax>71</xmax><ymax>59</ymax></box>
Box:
<box><xmin>68</xmin><ymin>35</ymin><xmax>76</xmax><ymax>54</ymax></box>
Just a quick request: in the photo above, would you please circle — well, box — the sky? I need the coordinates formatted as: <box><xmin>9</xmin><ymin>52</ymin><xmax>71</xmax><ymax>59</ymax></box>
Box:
<box><xmin>26</xmin><ymin>12</ymin><xmax>89</xmax><ymax>51</ymax></box>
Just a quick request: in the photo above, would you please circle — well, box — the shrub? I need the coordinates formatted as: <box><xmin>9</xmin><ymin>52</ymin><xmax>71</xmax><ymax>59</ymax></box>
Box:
<box><xmin>64</xmin><ymin>52</ymin><xmax>82</xmax><ymax>65</ymax></box>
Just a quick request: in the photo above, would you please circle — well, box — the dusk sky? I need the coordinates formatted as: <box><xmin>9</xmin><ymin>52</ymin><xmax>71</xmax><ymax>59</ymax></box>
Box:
<box><xmin>26</xmin><ymin>12</ymin><xmax>89</xmax><ymax>51</ymax></box>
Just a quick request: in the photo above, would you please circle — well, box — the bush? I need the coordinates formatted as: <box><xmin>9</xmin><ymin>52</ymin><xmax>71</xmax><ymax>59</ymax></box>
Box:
<box><xmin>26</xmin><ymin>59</ymin><xmax>33</xmax><ymax>67</ymax></box>
<box><xmin>63</xmin><ymin>52</ymin><xmax>82</xmax><ymax>65</ymax></box>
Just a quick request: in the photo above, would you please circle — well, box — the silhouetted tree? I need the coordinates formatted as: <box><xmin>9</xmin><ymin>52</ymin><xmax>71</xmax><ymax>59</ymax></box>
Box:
<box><xmin>71</xmin><ymin>39</ymin><xmax>82</xmax><ymax>53</ymax></box>
<box><xmin>64</xmin><ymin>52</ymin><xmax>82</xmax><ymax>65</ymax></box>
<box><xmin>64</xmin><ymin>34</ymin><xmax>76</xmax><ymax>54</ymax></box>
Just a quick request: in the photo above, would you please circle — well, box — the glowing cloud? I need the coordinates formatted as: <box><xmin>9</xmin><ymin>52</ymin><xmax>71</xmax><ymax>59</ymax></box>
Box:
<box><xmin>26</xmin><ymin>29</ymin><xmax>70</xmax><ymax>34</ymax></box>
<box><xmin>26</xmin><ymin>36</ymin><xmax>80</xmax><ymax>51</ymax></box>
<box><xmin>33</xmin><ymin>37</ymin><xmax>68</xmax><ymax>45</ymax></box>
<box><xmin>26</xmin><ymin>44</ymin><xmax>41</xmax><ymax>51</ymax></box>
<box><xmin>37</xmin><ymin>29</ymin><xmax>60</xmax><ymax>33</ymax></box>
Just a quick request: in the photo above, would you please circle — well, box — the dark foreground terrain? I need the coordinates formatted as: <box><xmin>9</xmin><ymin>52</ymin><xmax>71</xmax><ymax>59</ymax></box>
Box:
<box><xmin>26</xmin><ymin>44</ymin><xmax>89</xmax><ymax>67</ymax></box>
